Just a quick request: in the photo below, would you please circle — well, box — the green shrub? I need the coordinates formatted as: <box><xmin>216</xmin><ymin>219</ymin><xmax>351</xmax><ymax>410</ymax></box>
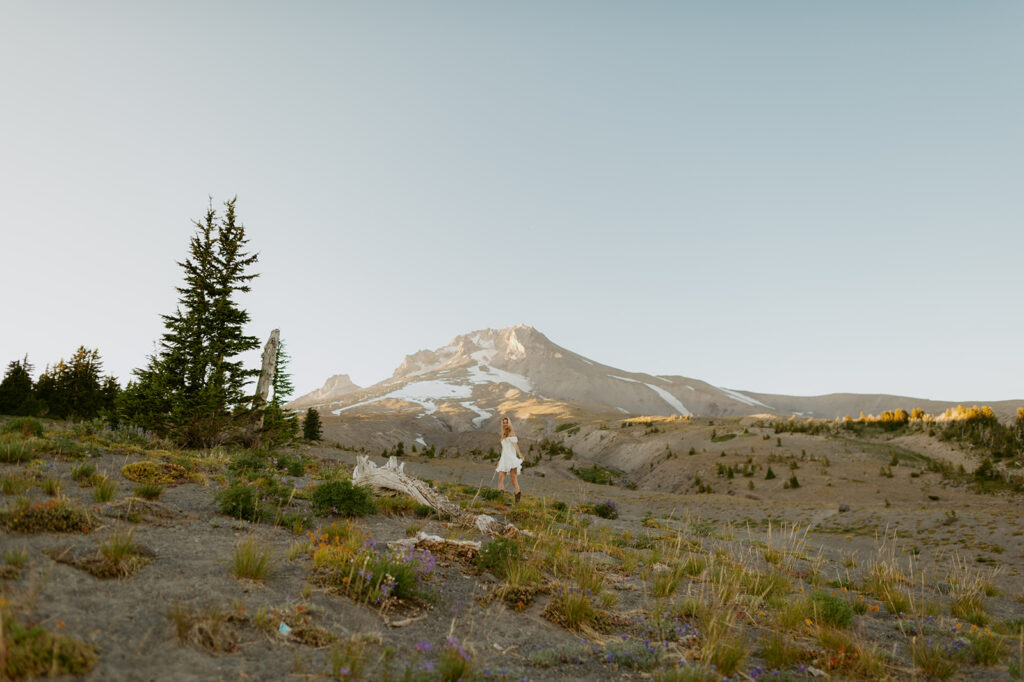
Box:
<box><xmin>572</xmin><ymin>464</ymin><xmax>618</xmax><ymax>485</ymax></box>
<box><xmin>810</xmin><ymin>590</ymin><xmax>854</xmax><ymax>628</ymax></box>
<box><xmin>92</xmin><ymin>476</ymin><xmax>117</xmax><ymax>502</ymax></box>
<box><xmin>40</xmin><ymin>478</ymin><xmax>62</xmax><ymax>497</ymax></box>
<box><xmin>0</xmin><ymin>438</ymin><xmax>43</xmax><ymax>464</ymax></box>
<box><xmin>134</xmin><ymin>483</ymin><xmax>164</xmax><ymax>500</ymax></box>
<box><xmin>592</xmin><ymin>500</ymin><xmax>619</xmax><ymax>519</ymax></box>
<box><xmin>603</xmin><ymin>639</ymin><xmax>662</xmax><ymax>670</ymax></box>
<box><xmin>479</xmin><ymin>487</ymin><xmax>504</xmax><ymax>501</ymax></box>
<box><xmin>70</xmin><ymin>462</ymin><xmax>96</xmax><ymax>483</ymax></box>
<box><xmin>1</xmin><ymin>499</ymin><xmax>97</xmax><ymax>533</ymax></box>
<box><xmin>1</xmin><ymin>474</ymin><xmax>31</xmax><ymax>495</ymax></box>
<box><xmin>1</xmin><ymin>613</ymin><xmax>98</xmax><ymax>678</ymax></box>
<box><xmin>1</xmin><ymin>417</ymin><xmax>44</xmax><ymax>438</ymax></box>
<box><xmin>215</xmin><ymin>483</ymin><xmax>261</xmax><ymax>521</ymax></box>
<box><xmin>438</xmin><ymin>636</ymin><xmax>474</xmax><ymax>681</ymax></box>
<box><xmin>476</xmin><ymin>537</ymin><xmax>522</xmax><ymax>578</ymax></box>
<box><xmin>310</xmin><ymin>479</ymin><xmax>376</xmax><ymax>517</ymax></box>
<box><xmin>227</xmin><ymin>450</ymin><xmax>272</xmax><ymax>476</ymax></box>
<box><xmin>46</xmin><ymin>437</ymin><xmax>90</xmax><ymax>459</ymax></box>
<box><xmin>276</xmin><ymin>453</ymin><xmax>305</xmax><ymax>477</ymax></box>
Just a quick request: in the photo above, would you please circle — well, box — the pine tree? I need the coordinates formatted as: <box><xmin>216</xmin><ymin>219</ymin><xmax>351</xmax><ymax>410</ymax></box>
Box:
<box><xmin>270</xmin><ymin>339</ymin><xmax>295</xmax><ymax>408</ymax></box>
<box><xmin>0</xmin><ymin>356</ymin><xmax>36</xmax><ymax>416</ymax></box>
<box><xmin>34</xmin><ymin>347</ymin><xmax>118</xmax><ymax>420</ymax></box>
<box><xmin>303</xmin><ymin>407</ymin><xmax>323</xmax><ymax>441</ymax></box>
<box><xmin>124</xmin><ymin>198</ymin><xmax>260</xmax><ymax>446</ymax></box>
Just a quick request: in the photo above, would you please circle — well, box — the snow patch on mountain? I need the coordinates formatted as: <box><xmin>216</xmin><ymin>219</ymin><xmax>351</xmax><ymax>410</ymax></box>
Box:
<box><xmin>610</xmin><ymin>375</ymin><xmax>690</xmax><ymax>415</ymax></box>
<box><xmin>460</xmin><ymin>401</ymin><xmax>492</xmax><ymax>428</ymax></box>
<box><xmin>644</xmin><ymin>383</ymin><xmax>691</xmax><ymax>416</ymax></box>
<box><xmin>719</xmin><ymin>387</ymin><xmax>772</xmax><ymax>409</ymax></box>
<box><xmin>467</xmin><ymin>364</ymin><xmax>532</xmax><ymax>392</ymax></box>
<box><xmin>332</xmin><ymin>380</ymin><xmax>474</xmax><ymax>417</ymax></box>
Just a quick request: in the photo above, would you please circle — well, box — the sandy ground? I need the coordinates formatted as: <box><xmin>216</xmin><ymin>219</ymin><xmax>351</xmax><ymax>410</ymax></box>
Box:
<box><xmin>3</xmin><ymin>421</ymin><xmax>1024</xmax><ymax>681</ymax></box>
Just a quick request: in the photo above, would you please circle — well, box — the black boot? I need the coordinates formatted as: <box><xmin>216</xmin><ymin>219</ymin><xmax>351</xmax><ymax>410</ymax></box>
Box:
<box><xmin>515</xmin><ymin>491</ymin><xmax>521</xmax><ymax>504</ymax></box>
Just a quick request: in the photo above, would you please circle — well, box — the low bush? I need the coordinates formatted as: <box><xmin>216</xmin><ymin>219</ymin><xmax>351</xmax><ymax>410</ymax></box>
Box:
<box><xmin>572</xmin><ymin>464</ymin><xmax>618</xmax><ymax>485</ymax></box>
<box><xmin>121</xmin><ymin>460</ymin><xmax>187</xmax><ymax>485</ymax></box>
<box><xmin>479</xmin><ymin>487</ymin><xmax>504</xmax><ymax>501</ymax></box>
<box><xmin>1</xmin><ymin>613</ymin><xmax>98</xmax><ymax>678</ymax></box>
<box><xmin>216</xmin><ymin>483</ymin><xmax>261</xmax><ymax>522</ymax></box>
<box><xmin>70</xmin><ymin>462</ymin><xmax>96</xmax><ymax>484</ymax></box>
<box><xmin>92</xmin><ymin>476</ymin><xmax>117</xmax><ymax>502</ymax></box>
<box><xmin>45</xmin><ymin>437</ymin><xmax>91</xmax><ymax>459</ymax></box>
<box><xmin>542</xmin><ymin>585</ymin><xmax>604</xmax><ymax>632</ymax></box>
<box><xmin>476</xmin><ymin>537</ymin><xmax>523</xmax><ymax>578</ymax></box>
<box><xmin>592</xmin><ymin>500</ymin><xmax>619</xmax><ymax>519</ymax></box>
<box><xmin>311</xmin><ymin>479</ymin><xmax>376</xmax><ymax>517</ymax></box>
<box><xmin>1</xmin><ymin>417</ymin><xmax>44</xmax><ymax>438</ymax></box>
<box><xmin>1</xmin><ymin>499</ymin><xmax>97</xmax><ymax>533</ymax></box>
<box><xmin>810</xmin><ymin>590</ymin><xmax>854</xmax><ymax>628</ymax></box>
<box><xmin>134</xmin><ymin>483</ymin><xmax>164</xmax><ymax>500</ymax></box>
<box><xmin>0</xmin><ymin>437</ymin><xmax>44</xmax><ymax>464</ymax></box>
<box><xmin>1</xmin><ymin>474</ymin><xmax>31</xmax><ymax>495</ymax></box>
<box><xmin>603</xmin><ymin>639</ymin><xmax>662</xmax><ymax>671</ymax></box>
<box><xmin>311</xmin><ymin>529</ymin><xmax>434</xmax><ymax>604</ymax></box>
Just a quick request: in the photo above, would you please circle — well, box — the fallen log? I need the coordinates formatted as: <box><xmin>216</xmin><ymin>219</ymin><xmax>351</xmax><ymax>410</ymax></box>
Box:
<box><xmin>352</xmin><ymin>455</ymin><xmax>518</xmax><ymax>537</ymax></box>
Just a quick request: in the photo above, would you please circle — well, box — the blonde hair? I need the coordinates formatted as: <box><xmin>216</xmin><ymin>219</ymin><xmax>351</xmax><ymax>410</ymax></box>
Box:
<box><xmin>501</xmin><ymin>419</ymin><xmax>514</xmax><ymax>439</ymax></box>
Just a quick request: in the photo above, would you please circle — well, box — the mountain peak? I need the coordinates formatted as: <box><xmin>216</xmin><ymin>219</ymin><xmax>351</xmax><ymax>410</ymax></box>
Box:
<box><xmin>392</xmin><ymin>325</ymin><xmax>546</xmax><ymax>380</ymax></box>
<box><xmin>286</xmin><ymin>373</ymin><xmax>361</xmax><ymax>409</ymax></box>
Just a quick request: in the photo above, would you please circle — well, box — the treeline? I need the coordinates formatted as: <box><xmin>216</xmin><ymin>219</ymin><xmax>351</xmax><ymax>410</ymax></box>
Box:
<box><xmin>0</xmin><ymin>348</ymin><xmax>119</xmax><ymax>421</ymax></box>
<box><xmin>771</xmin><ymin>405</ymin><xmax>1024</xmax><ymax>463</ymax></box>
<box><xmin>2</xmin><ymin>198</ymin><xmax>304</xmax><ymax>449</ymax></box>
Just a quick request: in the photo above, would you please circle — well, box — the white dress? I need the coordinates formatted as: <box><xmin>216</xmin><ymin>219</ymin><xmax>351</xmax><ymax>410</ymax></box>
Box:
<box><xmin>496</xmin><ymin>436</ymin><xmax>524</xmax><ymax>473</ymax></box>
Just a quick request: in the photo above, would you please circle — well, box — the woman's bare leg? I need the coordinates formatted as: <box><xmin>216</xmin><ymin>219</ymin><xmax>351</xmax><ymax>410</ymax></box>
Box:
<box><xmin>510</xmin><ymin>469</ymin><xmax>520</xmax><ymax>494</ymax></box>
<box><xmin>497</xmin><ymin>471</ymin><xmax>506</xmax><ymax>492</ymax></box>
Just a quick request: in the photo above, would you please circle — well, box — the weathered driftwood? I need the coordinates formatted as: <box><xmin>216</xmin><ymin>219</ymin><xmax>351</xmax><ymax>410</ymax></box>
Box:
<box><xmin>388</xmin><ymin>531</ymin><xmax>481</xmax><ymax>552</ymax></box>
<box><xmin>352</xmin><ymin>455</ymin><xmax>517</xmax><ymax>537</ymax></box>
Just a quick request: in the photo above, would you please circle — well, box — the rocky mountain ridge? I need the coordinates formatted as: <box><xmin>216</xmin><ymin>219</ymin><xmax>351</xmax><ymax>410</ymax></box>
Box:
<box><xmin>287</xmin><ymin>325</ymin><xmax>1024</xmax><ymax>430</ymax></box>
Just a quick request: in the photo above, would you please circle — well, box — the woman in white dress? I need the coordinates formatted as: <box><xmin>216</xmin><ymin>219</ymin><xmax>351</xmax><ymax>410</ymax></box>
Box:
<box><xmin>496</xmin><ymin>417</ymin><xmax>524</xmax><ymax>503</ymax></box>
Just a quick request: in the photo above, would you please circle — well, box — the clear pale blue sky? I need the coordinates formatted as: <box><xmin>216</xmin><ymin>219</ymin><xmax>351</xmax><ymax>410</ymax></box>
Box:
<box><xmin>1</xmin><ymin>2</ymin><xmax>1022</xmax><ymax>402</ymax></box>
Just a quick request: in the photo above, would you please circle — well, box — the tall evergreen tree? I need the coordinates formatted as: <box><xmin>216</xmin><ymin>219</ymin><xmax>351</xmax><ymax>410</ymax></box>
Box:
<box><xmin>303</xmin><ymin>407</ymin><xmax>323</xmax><ymax>441</ymax></box>
<box><xmin>0</xmin><ymin>355</ymin><xmax>36</xmax><ymax>416</ymax></box>
<box><xmin>270</xmin><ymin>339</ymin><xmax>295</xmax><ymax>408</ymax></box>
<box><xmin>124</xmin><ymin>197</ymin><xmax>260</xmax><ymax>446</ymax></box>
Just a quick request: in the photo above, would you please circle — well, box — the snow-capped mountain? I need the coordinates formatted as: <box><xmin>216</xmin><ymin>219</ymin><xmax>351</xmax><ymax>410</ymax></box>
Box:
<box><xmin>291</xmin><ymin>325</ymin><xmax>1023</xmax><ymax>433</ymax></box>
<box><xmin>289</xmin><ymin>326</ymin><xmax>782</xmax><ymax>427</ymax></box>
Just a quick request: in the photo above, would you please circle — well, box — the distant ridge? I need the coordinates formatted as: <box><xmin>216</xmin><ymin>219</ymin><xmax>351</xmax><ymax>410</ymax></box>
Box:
<box><xmin>291</xmin><ymin>325</ymin><xmax>1023</xmax><ymax>427</ymax></box>
<box><xmin>289</xmin><ymin>374</ymin><xmax>361</xmax><ymax>409</ymax></box>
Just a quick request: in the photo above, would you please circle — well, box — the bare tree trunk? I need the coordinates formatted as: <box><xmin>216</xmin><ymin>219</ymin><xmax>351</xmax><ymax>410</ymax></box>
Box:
<box><xmin>252</xmin><ymin>329</ymin><xmax>280</xmax><ymax>429</ymax></box>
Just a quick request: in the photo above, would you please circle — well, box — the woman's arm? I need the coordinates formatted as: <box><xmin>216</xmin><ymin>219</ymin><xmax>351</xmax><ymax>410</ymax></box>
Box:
<box><xmin>514</xmin><ymin>442</ymin><xmax>524</xmax><ymax>458</ymax></box>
